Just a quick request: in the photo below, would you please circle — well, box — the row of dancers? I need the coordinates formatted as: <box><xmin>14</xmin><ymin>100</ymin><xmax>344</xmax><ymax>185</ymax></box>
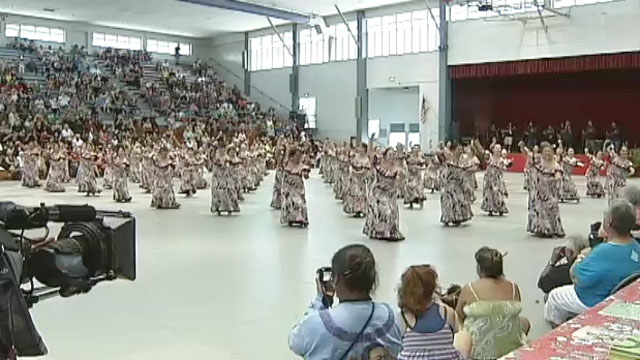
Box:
<box><xmin>290</xmin><ymin>138</ymin><xmax>635</xmax><ymax>241</ymax></box>
<box><xmin>19</xmin><ymin>137</ymin><xmax>271</xmax><ymax>212</ymax></box>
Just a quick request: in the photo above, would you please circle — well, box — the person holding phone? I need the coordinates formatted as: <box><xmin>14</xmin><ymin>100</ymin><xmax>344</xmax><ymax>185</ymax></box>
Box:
<box><xmin>288</xmin><ymin>244</ymin><xmax>402</xmax><ymax>359</ymax></box>
<box><xmin>537</xmin><ymin>235</ymin><xmax>590</xmax><ymax>296</ymax></box>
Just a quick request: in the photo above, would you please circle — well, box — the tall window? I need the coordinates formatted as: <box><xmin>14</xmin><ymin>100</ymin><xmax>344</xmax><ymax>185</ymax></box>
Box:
<box><xmin>146</xmin><ymin>39</ymin><xmax>191</xmax><ymax>55</ymax></box>
<box><xmin>93</xmin><ymin>32</ymin><xmax>142</xmax><ymax>50</ymax></box>
<box><xmin>299</xmin><ymin>97</ymin><xmax>317</xmax><ymax>129</ymax></box>
<box><xmin>5</xmin><ymin>23</ymin><xmax>65</xmax><ymax>43</ymax></box>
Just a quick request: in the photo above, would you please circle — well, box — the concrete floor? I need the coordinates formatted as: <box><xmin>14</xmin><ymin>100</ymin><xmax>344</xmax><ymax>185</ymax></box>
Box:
<box><xmin>0</xmin><ymin>171</ymin><xmax>631</xmax><ymax>360</ymax></box>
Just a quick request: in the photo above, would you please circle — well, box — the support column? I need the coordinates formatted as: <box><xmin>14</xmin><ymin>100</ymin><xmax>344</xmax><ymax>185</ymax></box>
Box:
<box><xmin>290</xmin><ymin>23</ymin><xmax>300</xmax><ymax>113</ymax></box>
<box><xmin>356</xmin><ymin>10</ymin><xmax>367</xmax><ymax>141</ymax></box>
<box><xmin>244</xmin><ymin>32</ymin><xmax>251</xmax><ymax>96</ymax></box>
<box><xmin>438</xmin><ymin>2</ymin><xmax>453</xmax><ymax>141</ymax></box>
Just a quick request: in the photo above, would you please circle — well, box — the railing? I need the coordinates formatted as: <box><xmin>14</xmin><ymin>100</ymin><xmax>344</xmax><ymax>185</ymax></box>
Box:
<box><xmin>206</xmin><ymin>57</ymin><xmax>291</xmax><ymax>115</ymax></box>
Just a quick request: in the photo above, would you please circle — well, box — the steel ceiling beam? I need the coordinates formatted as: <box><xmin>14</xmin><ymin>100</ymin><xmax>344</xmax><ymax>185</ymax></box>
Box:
<box><xmin>267</xmin><ymin>17</ymin><xmax>293</xmax><ymax>57</ymax></box>
<box><xmin>178</xmin><ymin>0</ymin><xmax>310</xmax><ymax>23</ymax></box>
<box><xmin>532</xmin><ymin>0</ymin><xmax>548</xmax><ymax>32</ymax></box>
<box><xmin>334</xmin><ymin>4</ymin><xmax>360</xmax><ymax>48</ymax></box>
<box><xmin>424</xmin><ymin>0</ymin><xmax>441</xmax><ymax>35</ymax></box>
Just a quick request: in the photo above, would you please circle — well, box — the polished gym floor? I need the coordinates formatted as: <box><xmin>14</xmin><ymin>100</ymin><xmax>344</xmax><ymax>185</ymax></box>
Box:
<box><xmin>0</xmin><ymin>170</ymin><xmax>628</xmax><ymax>360</ymax></box>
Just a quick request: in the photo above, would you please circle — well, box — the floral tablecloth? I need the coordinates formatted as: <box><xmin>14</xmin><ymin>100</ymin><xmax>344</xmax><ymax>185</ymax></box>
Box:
<box><xmin>503</xmin><ymin>280</ymin><xmax>640</xmax><ymax>360</ymax></box>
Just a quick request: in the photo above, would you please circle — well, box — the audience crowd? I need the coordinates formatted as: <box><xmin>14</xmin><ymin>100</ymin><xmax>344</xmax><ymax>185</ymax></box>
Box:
<box><xmin>289</xmin><ymin>187</ymin><xmax>640</xmax><ymax>359</ymax></box>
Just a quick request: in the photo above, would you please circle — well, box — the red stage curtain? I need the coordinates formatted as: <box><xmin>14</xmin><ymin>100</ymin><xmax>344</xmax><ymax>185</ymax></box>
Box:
<box><xmin>451</xmin><ymin>51</ymin><xmax>640</xmax><ymax>79</ymax></box>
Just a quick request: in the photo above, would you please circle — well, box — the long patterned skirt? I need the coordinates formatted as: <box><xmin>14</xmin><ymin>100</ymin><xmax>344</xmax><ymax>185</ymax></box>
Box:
<box><xmin>280</xmin><ymin>172</ymin><xmax>308</xmax><ymax>225</ymax></box>
<box><xmin>527</xmin><ymin>177</ymin><xmax>564</xmax><ymax>237</ymax></box>
<box><xmin>270</xmin><ymin>169</ymin><xmax>284</xmax><ymax>209</ymax></box>
<box><xmin>130</xmin><ymin>157</ymin><xmax>141</xmax><ymax>183</ymax></box>
<box><xmin>21</xmin><ymin>159</ymin><xmax>40</xmax><ymax>188</ymax></box>
<box><xmin>343</xmin><ymin>172</ymin><xmax>367</xmax><ymax>215</ymax></box>
<box><xmin>560</xmin><ymin>172</ymin><xmax>580</xmax><ymax>202</ymax></box>
<box><xmin>424</xmin><ymin>164</ymin><xmax>440</xmax><ymax>191</ymax></box>
<box><xmin>404</xmin><ymin>169</ymin><xmax>426</xmax><ymax>205</ymax></box>
<box><xmin>481</xmin><ymin>166</ymin><xmax>509</xmax><ymax>215</ymax></box>
<box><xmin>363</xmin><ymin>176</ymin><xmax>404</xmax><ymax>241</ymax></box>
<box><xmin>211</xmin><ymin>165</ymin><xmax>240</xmax><ymax>213</ymax></box>
<box><xmin>113</xmin><ymin>169</ymin><xmax>131</xmax><ymax>202</ymax></box>
<box><xmin>140</xmin><ymin>159</ymin><xmax>153</xmax><ymax>191</ymax></box>
<box><xmin>151</xmin><ymin>167</ymin><xmax>180</xmax><ymax>209</ymax></box>
<box><xmin>103</xmin><ymin>165</ymin><xmax>114</xmax><ymax>189</ymax></box>
<box><xmin>586</xmin><ymin>168</ymin><xmax>605</xmax><ymax>198</ymax></box>
<box><xmin>179</xmin><ymin>167</ymin><xmax>198</xmax><ymax>196</ymax></box>
<box><xmin>45</xmin><ymin>160</ymin><xmax>66</xmax><ymax>192</ymax></box>
<box><xmin>80</xmin><ymin>161</ymin><xmax>101</xmax><ymax>195</ymax></box>
<box><xmin>440</xmin><ymin>168</ymin><xmax>473</xmax><ymax>225</ymax></box>
<box><xmin>195</xmin><ymin>166</ymin><xmax>208</xmax><ymax>189</ymax></box>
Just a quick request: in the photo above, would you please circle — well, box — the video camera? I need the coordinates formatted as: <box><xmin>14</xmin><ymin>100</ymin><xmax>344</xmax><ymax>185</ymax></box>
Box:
<box><xmin>0</xmin><ymin>201</ymin><xmax>136</xmax><ymax>359</ymax></box>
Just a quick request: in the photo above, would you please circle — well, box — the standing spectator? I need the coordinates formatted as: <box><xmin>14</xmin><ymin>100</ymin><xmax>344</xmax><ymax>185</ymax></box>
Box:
<box><xmin>560</xmin><ymin>121</ymin><xmax>573</xmax><ymax>149</ymax></box>
<box><xmin>583</xmin><ymin>121</ymin><xmax>597</xmax><ymax>154</ymax></box>
<box><xmin>174</xmin><ymin>44</ymin><xmax>181</xmax><ymax>65</ymax></box>
<box><xmin>524</xmin><ymin>122</ymin><xmax>538</xmax><ymax>149</ymax></box>
<box><xmin>543</xmin><ymin>125</ymin><xmax>557</xmax><ymax>145</ymax></box>
<box><xmin>61</xmin><ymin>123</ymin><xmax>74</xmax><ymax>140</ymax></box>
<box><xmin>545</xmin><ymin>200</ymin><xmax>640</xmax><ymax>327</ymax></box>
<box><xmin>609</xmin><ymin>121</ymin><xmax>622</xmax><ymax>152</ymax></box>
<box><xmin>503</xmin><ymin>122</ymin><xmax>515</xmax><ymax>153</ymax></box>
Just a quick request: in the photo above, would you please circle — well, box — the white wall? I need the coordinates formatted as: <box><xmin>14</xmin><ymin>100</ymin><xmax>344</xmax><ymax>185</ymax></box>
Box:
<box><xmin>0</xmin><ymin>14</ymin><xmax>200</xmax><ymax>60</ymax></box>
<box><xmin>449</xmin><ymin>0</ymin><xmax>640</xmax><ymax>65</ymax></box>
<box><xmin>369</xmin><ymin>87</ymin><xmax>420</xmax><ymax>147</ymax></box>
<box><xmin>368</xmin><ymin>52</ymin><xmax>440</xmax><ymax>151</ymax></box>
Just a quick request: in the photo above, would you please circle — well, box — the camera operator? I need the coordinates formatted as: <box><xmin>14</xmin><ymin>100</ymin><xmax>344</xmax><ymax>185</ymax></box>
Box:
<box><xmin>544</xmin><ymin>200</ymin><xmax>640</xmax><ymax>327</ymax></box>
<box><xmin>537</xmin><ymin>235</ymin><xmax>590</xmax><ymax>296</ymax></box>
<box><xmin>288</xmin><ymin>244</ymin><xmax>402</xmax><ymax>359</ymax></box>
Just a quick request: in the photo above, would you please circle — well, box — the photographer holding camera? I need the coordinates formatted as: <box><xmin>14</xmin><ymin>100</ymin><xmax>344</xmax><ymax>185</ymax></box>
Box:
<box><xmin>288</xmin><ymin>244</ymin><xmax>402</xmax><ymax>359</ymax></box>
<box><xmin>544</xmin><ymin>200</ymin><xmax>640</xmax><ymax>327</ymax></box>
<box><xmin>537</xmin><ymin>235</ymin><xmax>590</xmax><ymax>296</ymax></box>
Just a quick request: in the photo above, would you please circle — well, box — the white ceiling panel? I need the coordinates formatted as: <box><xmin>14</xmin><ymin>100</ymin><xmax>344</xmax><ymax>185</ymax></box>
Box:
<box><xmin>1</xmin><ymin>0</ymin><xmax>414</xmax><ymax>37</ymax></box>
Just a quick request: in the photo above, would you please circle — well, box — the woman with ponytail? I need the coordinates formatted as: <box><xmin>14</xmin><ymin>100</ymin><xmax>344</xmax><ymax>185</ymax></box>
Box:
<box><xmin>288</xmin><ymin>244</ymin><xmax>401</xmax><ymax>359</ymax></box>
<box><xmin>397</xmin><ymin>265</ymin><xmax>471</xmax><ymax>359</ymax></box>
<box><xmin>455</xmin><ymin>247</ymin><xmax>529</xmax><ymax>359</ymax></box>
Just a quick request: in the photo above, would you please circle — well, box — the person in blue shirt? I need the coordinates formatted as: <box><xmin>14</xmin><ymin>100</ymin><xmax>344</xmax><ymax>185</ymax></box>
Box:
<box><xmin>288</xmin><ymin>244</ymin><xmax>402</xmax><ymax>359</ymax></box>
<box><xmin>545</xmin><ymin>200</ymin><xmax>640</xmax><ymax>327</ymax></box>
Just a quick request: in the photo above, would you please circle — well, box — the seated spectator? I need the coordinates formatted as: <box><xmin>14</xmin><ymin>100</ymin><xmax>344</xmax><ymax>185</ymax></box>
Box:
<box><xmin>545</xmin><ymin>200</ymin><xmax>640</xmax><ymax>327</ymax></box>
<box><xmin>288</xmin><ymin>244</ymin><xmax>402</xmax><ymax>359</ymax></box>
<box><xmin>397</xmin><ymin>265</ymin><xmax>471</xmax><ymax>359</ymax></box>
<box><xmin>622</xmin><ymin>185</ymin><xmax>640</xmax><ymax>237</ymax></box>
<box><xmin>538</xmin><ymin>235</ymin><xmax>590</xmax><ymax>295</ymax></box>
<box><xmin>456</xmin><ymin>247</ymin><xmax>529</xmax><ymax>359</ymax></box>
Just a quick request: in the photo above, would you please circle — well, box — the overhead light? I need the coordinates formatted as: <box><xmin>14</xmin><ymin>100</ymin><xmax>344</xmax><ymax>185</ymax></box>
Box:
<box><xmin>389</xmin><ymin>76</ymin><xmax>396</xmax><ymax>83</ymax></box>
<box><xmin>308</xmin><ymin>14</ymin><xmax>328</xmax><ymax>35</ymax></box>
<box><xmin>43</xmin><ymin>7</ymin><xmax>55</xmax><ymax>12</ymax></box>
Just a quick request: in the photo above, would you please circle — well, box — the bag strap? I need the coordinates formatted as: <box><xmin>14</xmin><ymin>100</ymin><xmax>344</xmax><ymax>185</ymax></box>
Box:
<box><xmin>338</xmin><ymin>303</ymin><xmax>375</xmax><ymax>360</ymax></box>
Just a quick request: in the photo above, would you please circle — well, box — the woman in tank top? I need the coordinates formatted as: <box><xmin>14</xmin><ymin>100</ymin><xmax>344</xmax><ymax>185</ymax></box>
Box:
<box><xmin>455</xmin><ymin>247</ymin><xmax>530</xmax><ymax>359</ymax></box>
<box><xmin>397</xmin><ymin>265</ymin><xmax>471</xmax><ymax>360</ymax></box>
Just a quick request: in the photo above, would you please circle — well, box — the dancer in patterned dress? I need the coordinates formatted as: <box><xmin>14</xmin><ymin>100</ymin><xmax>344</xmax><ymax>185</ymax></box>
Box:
<box><xmin>462</xmin><ymin>146</ymin><xmax>480</xmax><ymax>204</ymax></box>
<box><xmin>140</xmin><ymin>145</ymin><xmax>154</xmax><ymax>193</ymax></box>
<box><xmin>439</xmin><ymin>143</ymin><xmax>474</xmax><ymax>226</ymax></box>
<box><xmin>481</xmin><ymin>144</ymin><xmax>512</xmax><ymax>216</ymax></box>
<box><xmin>585</xmin><ymin>149</ymin><xmax>606</xmax><ymax>198</ymax></box>
<box><xmin>79</xmin><ymin>146</ymin><xmax>101</xmax><ymax>196</ymax></box>
<box><xmin>150</xmin><ymin>146</ymin><xmax>180</xmax><ymax>209</ymax></box>
<box><xmin>423</xmin><ymin>154</ymin><xmax>441</xmax><ymax>193</ymax></box>
<box><xmin>607</xmin><ymin>145</ymin><xmax>635</xmax><ymax>204</ymax></box>
<box><xmin>194</xmin><ymin>148</ymin><xmax>209</xmax><ymax>190</ymax></box>
<box><xmin>102</xmin><ymin>148</ymin><xmax>115</xmax><ymax>190</ymax></box>
<box><xmin>44</xmin><ymin>144</ymin><xmax>66</xmax><ymax>192</ymax></box>
<box><xmin>211</xmin><ymin>144</ymin><xmax>241</xmax><ymax>215</ymax></box>
<box><xmin>112</xmin><ymin>147</ymin><xmax>132</xmax><ymax>203</ymax></box>
<box><xmin>559</xmin><ymin>148</ymin><xmax>583</xmax><ymax>203</ymax></box>
<box><xmin>280</xmin><ymin>146</ymin><xmax>310</xmax><ymax>227</ymax></box>
<box><xmin>270</xmin><ymin>142</ymin><xmax>286</xmax><ymax>209</ymax></box>
<box><xmin>179</xmin><ymin>147</ymin><xmax>199</xmax><ymax>197</ymax></box>
<box><xmin>343</xmin><ymin>143</ymin><xmax>370</xmax><ymax>217</ymax></box>
<box><xmin>21</xmin><ymin>142</ymin><xmax>40</xmax><ymax>188</ymax></box>
<box><xmin>527</xmin><ymin>142</ymin><xmax>565</xmax><ymax>238</ymax></box>
<box><xmin>129</xmin><ymin>143</ymin><xmax>143</xmax><ymax>183</ymax></box>
<box><xmin>363</xmin><ymin>148</ymin><xmax>404</xmax><ymax>241</ymax></box>
<box><xmin>333</xmin><ymin>146</ymin><xmax>349</xmax><ymax>201</ymax></box>
<box><xmin>521</xmin><ymin>143</ymin><xmax>539</xmax><ymax>191</ymax></box>
<box><xmin>228</xmin><ymin>146</ymin><xmax>245</xmax><ymax>202</ymax></box>
<box><xmin>404</xmin><ymin>145</ymin><xmax>427</xmax><ymax>209</ymax></box>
